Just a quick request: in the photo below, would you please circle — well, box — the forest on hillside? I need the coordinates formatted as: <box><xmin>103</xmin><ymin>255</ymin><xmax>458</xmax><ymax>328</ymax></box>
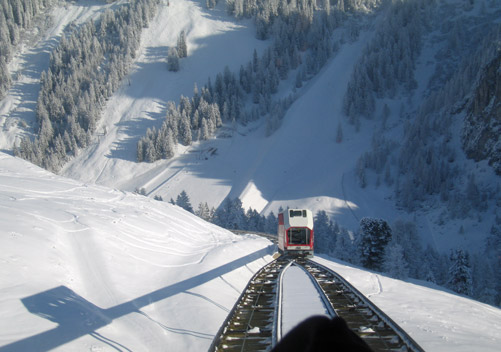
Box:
<box><xmin>0</xmin><ymin>0</ymin><xmax>57</xmax><ymax>98</ymax></box>
<box><xmin>13</xmin><ymin>0</ymin><xmax>160</xmax><ymax>171</ymax></box>
<box><xmin>4</xmin><ymin>0</ymin><xmax>501</xmax><ymax>306</ymax></box>
<box><xmin>166</xmin><ymin>189</ymin><xmax>499</xmax><ymax>306</ymax></box>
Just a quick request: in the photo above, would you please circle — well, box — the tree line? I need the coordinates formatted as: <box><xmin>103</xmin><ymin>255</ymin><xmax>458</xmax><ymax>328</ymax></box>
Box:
<box><xmin>14</xmin><ymin>0</ymin><xmax>160</xmax><ymax>171</ymax></box>
<box><xmin>136</xmin><ymin>0</ymin><xmax>351</xmax><ymax>162</ymax></box>
<box><xmin>164</xmin><ymin>189</ymin><xmax>500</xmax><ymax>306</ymax></box>
<box><xmin>0</xmin><ymin>0</ymin><xmax>56</xmax><ymax>99</ymax></box>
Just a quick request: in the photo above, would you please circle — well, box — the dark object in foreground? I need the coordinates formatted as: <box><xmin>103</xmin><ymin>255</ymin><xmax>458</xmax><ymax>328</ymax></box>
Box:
<box><xmin>272</xmin><ymin>315</ymin><xmax>374</xmax><ymax>352</ymax></box>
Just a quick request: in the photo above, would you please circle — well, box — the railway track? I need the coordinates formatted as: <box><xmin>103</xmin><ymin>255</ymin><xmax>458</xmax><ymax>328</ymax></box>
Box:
<box><xmin>209</xmin><ymin>256</ymin><xmax>424</xmax><ymax>352</ymax></box>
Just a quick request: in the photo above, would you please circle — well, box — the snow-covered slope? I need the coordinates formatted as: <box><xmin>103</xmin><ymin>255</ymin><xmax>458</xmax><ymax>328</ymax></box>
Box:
<box><xmin>61</xmin><ymin>0</ymin><xmax>269</xmax><ymax>188</ymax></box>
<box><xmin>1</xmin><ymin>152</ymin><xmax>500</xmax><ymax>351</ymax></box>
<box><xmin>60</xmin><ymin>1</ymin><xmax>387</xmax><ymax>233</ymax></box>
<box><xmin>313</xmin><ymin>256</ymin><xmax>501</xmax><ymax>352</ymax></box>
<box><xmin>2</xmin><ymin>0</ymin><xmax>498</xmax><ymax>256</ymax></box>
<box><xmin>0</xmin><ymin>152</ymin><xmax>274</xmax><ymax>351</ymax></box>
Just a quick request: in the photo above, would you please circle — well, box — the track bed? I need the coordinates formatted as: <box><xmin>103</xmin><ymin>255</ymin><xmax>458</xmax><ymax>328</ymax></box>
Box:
<box><xmin>210</xmin><ymin>256</ymin><xmax>424</xmax><ymax>352</ymax></box>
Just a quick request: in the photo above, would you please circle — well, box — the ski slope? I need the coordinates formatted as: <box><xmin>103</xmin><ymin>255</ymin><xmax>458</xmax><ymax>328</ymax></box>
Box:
<box><xmin>1</xmin><ymin>152</ymin><xmax>500</xmax><ymax>351</ymax></box>
<box><xmin>58</xmin><ymin>0</ymin><xmax>390</xmax><ymax>234</ymax></box>
<box><xmin>2</xmin><ymin>0</ymin><xmax>497</xmax><ymax>255</ymax></box>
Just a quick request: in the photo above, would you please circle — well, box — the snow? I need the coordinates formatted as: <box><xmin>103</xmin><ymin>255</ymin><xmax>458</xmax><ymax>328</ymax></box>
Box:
<box><xmin>280</xmin><ymin>265</ymin><xmax>329</xmax><ymax>337</ymax></box>
<box><xmin>1</xmin><ymin>0</ymin><xmax>501</xmax><ymax>350</ymax></box>
<box><xmin>0</xmin><ymin>152</ymin><xmax>275</xmax><ymax>351</ymax></box>
<box><xmin>1</xmin><ymin>152</ymin><xmax>501</xmax><ymax>351</ymax></box>
<box><xmin>313</xmin><ymin>255</ymin><xmax>501</xmax><ymax>352</ymax></box>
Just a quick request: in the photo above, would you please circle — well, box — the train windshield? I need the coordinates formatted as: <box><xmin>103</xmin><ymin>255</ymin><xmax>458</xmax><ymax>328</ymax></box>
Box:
<box><xmin>287</xmin><ymin>228</ymin><xmax>310</xmax><ymax>245</ymax></box>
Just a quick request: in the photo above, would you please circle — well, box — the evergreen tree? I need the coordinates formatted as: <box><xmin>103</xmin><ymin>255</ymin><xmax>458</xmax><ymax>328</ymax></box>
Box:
<box><xmin>314</xmin><ymin>210</ymin><xmax>335</xmax><ymax>254</ymax></box>
<box><xmin>383</xmin><ymin>241</ymin><xmax>409</xmax><ymax>279</ymax></box>
<box><xmin>246</xmin><ymin>208</ymin><xmax>260</xmax><ymax>231</ymax></box>
<box><xmin>391</xmin><ymin>220</ymin><xmax>422</xmax><ymax>278</ymax></box>
<box><xmin>167</xmin><ymin>47</ymin><xmax>180</xmax><ymax>71</ymax></box>
<box><xmin>200</xmin><ymin>118</ymin><xmax>209</xmax><ymax>140</ymax></box>
<box><xmin>196</xmin><ymin>202</ymin><xmax>212</xmax><ymax>222</ymax></box>
<box><xmin>358</xmin><ymin>217</ymin><xmax>393</xmax><ymax>271</ymax></box>
<box><xmin>447</xmin><ymin>249</ymin><xmax>473</xmax><ymax>296</ymax></box>
<box><xmin>227</xmin><ymin>198</ymin><xmax>245</xmax><ymax>229</ymax></box>
<box><xmin>177</xmin><ymin>30</ymin><xmax>187</xmax><ymax>58</ymax></box>
<box><xmin>333</xmin><ymin>228</ymin><xmax>359</xmax><ymax>264</ymax></box>
<box><xmin>265</xmin><ymin>211</ymin><xmax>277</xmax><ymax>234</ymax></box>
<box><xmin>176</xmin><ymin>190</ymin><xmax>194</xmax><ymax>213</ymax></box>
<box><xmin>180</xmin><ymin>113</ymin><xmax>192</xmax><ymax>145</ymax></box>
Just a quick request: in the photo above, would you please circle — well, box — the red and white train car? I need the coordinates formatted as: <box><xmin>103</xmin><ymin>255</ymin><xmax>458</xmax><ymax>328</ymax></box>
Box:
<box><xmin>277</xmin><ymin>209</ymin><xmax>314</xmax><ymax>257</ymax></box>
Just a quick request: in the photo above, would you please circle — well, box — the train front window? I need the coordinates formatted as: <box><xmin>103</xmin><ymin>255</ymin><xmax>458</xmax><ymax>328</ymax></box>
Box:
<box><xmin>287</xmin><ymin>228</ymin><xmax>310</xmax><ymax>245</ymax></box>
<box><xmin>289</xmin><ymin>210</ymin><xmax>306</xmax><ymax>217</ymax></box>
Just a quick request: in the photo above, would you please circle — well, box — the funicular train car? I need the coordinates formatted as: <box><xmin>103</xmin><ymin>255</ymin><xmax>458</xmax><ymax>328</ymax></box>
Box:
<box><xmin>277</xmin><ymin>209</ymin><xmax>314</xmax><ymax>257</ymax></box>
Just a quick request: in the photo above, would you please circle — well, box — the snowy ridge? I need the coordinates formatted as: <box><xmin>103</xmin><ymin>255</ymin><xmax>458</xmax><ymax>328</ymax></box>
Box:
<box><xmin>0</xmin><ymin>152</ymin><xmax>274</xmax><ymax>351</ymax></box>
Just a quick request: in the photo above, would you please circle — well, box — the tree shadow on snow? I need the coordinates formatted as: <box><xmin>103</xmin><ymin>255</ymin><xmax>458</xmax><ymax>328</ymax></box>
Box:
<box><xmin>0</xmin><ymin>245</ymin><xmax>274</xmax><ymax>352</ymax></box>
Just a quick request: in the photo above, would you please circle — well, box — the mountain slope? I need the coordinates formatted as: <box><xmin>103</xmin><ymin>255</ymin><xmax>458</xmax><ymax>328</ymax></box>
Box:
<box><xmin>60</xmin><ymin>2</ymin><xmax>390</xmax><ymax>233</ymax></box>
<box><xmin>1</xmin><ymin>0</ymin><xmax>500</xmax><ymax>303</ymax></box>
<box><xmin>0</xmin><ymin>151</ymin><xmax>274</xmax><ymax>351</ymax></box>
<box><xmin>1</xmin><ymin>151</ymin><xmax>500</xmax><ymax>351</ymax></box>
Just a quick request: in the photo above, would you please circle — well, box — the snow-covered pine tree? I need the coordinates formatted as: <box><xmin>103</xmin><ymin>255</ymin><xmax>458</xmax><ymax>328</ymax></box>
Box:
<box><xmin>383</xmin><ymin>241</ymin><xmax>409</xmax><ymax>279</ymax></box>
<box><xmin>167</xmin><ymin>47</ymin><xmax>180</xmax><ymax>71</ymax></box>
<box><xmin>333</xmin><ymin>228</ymin><xmax>358</xmax><ymax>264</ymax></box>
<box><xmin>227</xmin><ymin>198</ymin><xmax>246</xmax><ymax>230</ymax></box>
<box><xmin>196</xmin><ymin>202</ymin><xmax>212</xmax><ymax>222</ymax></box>
<box><xmin>358</xmin><ymin>217</ymin><xmax>392</xmax><ymax>271</ymax></box>
<box><xmin>391</xmin><ymin>220</ymin><xmax>422</xmax><ymax>279</ymax></box>
<box><xmin>447</xmin><ymin>249</ymin><xmax>473</xmax><ymax>296</ymax></box>
<box><xmin>176</xmin><ymin>190</ymin><xmax>194</xmax><ymax>213</ymax></box>
<box><xmin>177</xmin><ymin>30</ymin><xmax>187</xmax><ymax>58</ymax></box>
<box><xmin>265</xmin><ymin>211</ymin><xmax>277</xmax><ymax>234</ymax></box>
<box><xmin>213</xmin><ymin>198</ymin><xmax>231</xmax><ymax>228</ymax></box>
<box><xmin>245</xmin><ymin>208</ymin><xmax>260</xmax><ymax>231</ymax></box>
<box><xmin>180</xmin><ymin>113</ymin><xmax>192</xmax><ymax>146</ymax></box>
<box><xmin>314</xmin><ymin>210</ymin><xmax>336</xmax><ymax>254</ymax></box>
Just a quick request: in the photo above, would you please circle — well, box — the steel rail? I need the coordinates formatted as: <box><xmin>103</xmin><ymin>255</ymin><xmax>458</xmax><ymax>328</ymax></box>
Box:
<box><xmin>209</xmin><ymin>257</ymin><xmax>290</xmax><ymax>352</ymax></box>
<box><xmin>272</xmin><ymin>260</ymin><xmax>294</xmax><ymax>346</ymax></box>
<box><xmin>292</xmin><ymin>261</ymin><xmax>337</xmax><ymax>319</ymax></box>
<box><xmin>301</xmin><ymin>258</ymin><xmax>425</xmax><ymax>352</ymax></box>
<box><xmin>210</xmin><ymin>254</ymin><xmax>425</xmax><ymax>352</ymax></box>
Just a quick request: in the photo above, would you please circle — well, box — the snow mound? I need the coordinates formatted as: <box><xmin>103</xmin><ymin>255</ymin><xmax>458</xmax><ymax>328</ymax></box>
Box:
<box><xmin>0</xmin><ymin>152</ymin><xmax>274</xmax><ymax>351</ymax></box>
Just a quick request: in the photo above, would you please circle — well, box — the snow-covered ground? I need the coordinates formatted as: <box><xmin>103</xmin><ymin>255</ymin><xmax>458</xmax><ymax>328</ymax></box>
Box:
<box><xmin>1</xmin><ymin>0</ymin><xmax>498</xmax><ymax>254</ymax></box>
<box><xmin>1</xmin><ymin>0</ymin><xmax>501</xmax><ymax>350</ymax></box>
<box><xmin>313</xmin><ymin>256</ymin><xmax>501</xmax><ymax>352</ymax></box>
<box><xmin>0</xmin><ymin>152</ymin><xmax>275</xmax><ymax>351</ymax></box>
<box><xmin>60</xmin><ymin>0</ymin><xmax>390</xmax><ymax>235</ymax></box>
<box><xmin>1</xmin><ymin>152</ymin><xmax>500</xmax><ymax>351</ymax></box>
<box><xmin>280</xmin><ymin>265</ymin><xmax>330</xmax><ymax>336</ymax></box>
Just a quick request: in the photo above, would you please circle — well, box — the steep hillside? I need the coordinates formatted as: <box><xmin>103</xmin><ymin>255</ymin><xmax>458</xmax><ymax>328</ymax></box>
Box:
<box><xmin>462</xmin><ymin>48</ymin><xmax>501</xmax><ymax>174</ymax></box>
<box><xmin>1</xmin><ymin>152</ymin><xmax>500</xmax><ymax>351</ymax></box>
<box><xmin>1</xmin><ymin>0</ymin><xmax>500</xmax><ymax>304</ymax></box>
<box><xmin>0</xmin><ymin>151</ymin><xmax>274</xmax><ymax>351</ymax></box>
